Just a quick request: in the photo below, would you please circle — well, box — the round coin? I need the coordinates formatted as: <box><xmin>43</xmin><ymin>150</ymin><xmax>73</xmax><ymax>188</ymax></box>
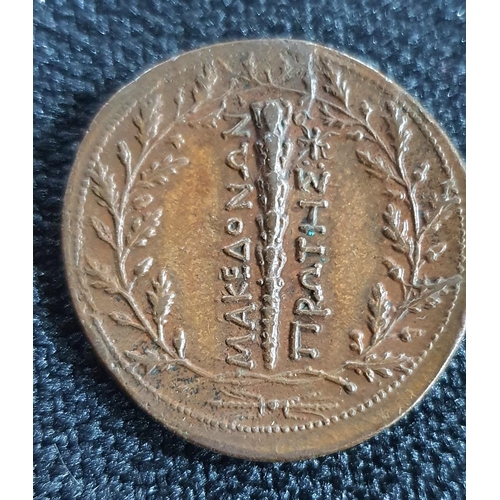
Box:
<box><xmin>62</xmin><ymin>39</ymin><xmax>465</xmax><ymax>461</ymax></box>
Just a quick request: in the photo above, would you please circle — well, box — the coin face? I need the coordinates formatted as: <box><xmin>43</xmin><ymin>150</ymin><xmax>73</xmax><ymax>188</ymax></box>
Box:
<box><xmin>63</xmin><ymin>39</ymin><xmax>465</xmax><ymax>461</ymax></box>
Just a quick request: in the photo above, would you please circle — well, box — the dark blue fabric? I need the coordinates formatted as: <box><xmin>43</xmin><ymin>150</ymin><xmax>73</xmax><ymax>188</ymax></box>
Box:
<box><xmin>34</xmin><ymin>1</ymin><xmax>465</xmax><ymax>498</ymax></box>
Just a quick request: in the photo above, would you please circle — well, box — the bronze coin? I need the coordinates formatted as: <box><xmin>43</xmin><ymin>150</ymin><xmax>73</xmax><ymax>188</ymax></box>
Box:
<box><xmin>62</xmin><ymin>39</ymin><xmax>465</xmax><ymax>461</ymax></box>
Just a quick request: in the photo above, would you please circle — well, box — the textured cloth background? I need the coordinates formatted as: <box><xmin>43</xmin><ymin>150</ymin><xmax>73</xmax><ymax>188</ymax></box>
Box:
<box><xmin>33</xmin><ymin>1</ymin><xmax>465</xmax><ymax>498</ymax></box>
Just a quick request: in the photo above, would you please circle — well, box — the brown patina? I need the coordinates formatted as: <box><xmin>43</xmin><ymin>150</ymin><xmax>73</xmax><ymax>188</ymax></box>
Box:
<box><xmin>63</xmin><ymin>40</ymin><xmax>465</xmax><ymax>461</ymax></box>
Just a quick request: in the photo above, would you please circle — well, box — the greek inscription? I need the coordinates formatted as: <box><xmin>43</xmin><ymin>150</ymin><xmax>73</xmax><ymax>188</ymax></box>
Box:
<box><xmin>76</xmin><ymin>49</ymin><xmax>465</xmax><ymax>437</ymax></box>
<box><xmin>221</xmin><ymin>282</ymin><xmax>252</xmax><ymax>303</ymax></box>
<box><xmin>221</xmin><ymin>112</ymin><xmax>252</xmax><ymax>138</ymax></box>
<box><xmin>226</xmin><ymin>218</ymin><xmax>243</xmax><ymax>235</ymax></box>
<box><xmin>296</xmin><ymin>237</ymin><xmax>325</xmax><ymax>263</ymax></box>
<box><xmin>225</xmin><ymin>142</ymin><xmax>250</xmax><ymax>180</ymax></box>
<box><xmin>224</xmin><ymin>304</ymin><xmax>257</xmax><ymax>330</ymax></box>
<box><xmin>295</xmin><ymin>168</ymin><xmax>331</xmax><ymax>194</ymax></box>
<box><xmin>299</xmin><ymin>200</ymin><xmax>328</xmax><ymax>235</ymax></box>
<box><xmin>291</xmin><ymin>121</ymin><xmax>334</xmax><ymax>361</ymax></box>
<box><xmin>223</xmin><ymin>237</ymin><xmax>251</xmax><ymax>262</ymax></box>
<box><xmin>299</xmin><ymin>263</ymin><xmax>325</xmax><ymax>304</ymax></box>
<box><xmin>290</xmin><ymin>322</ymin><xmax>321</xmax><ymax>360</ymax></box>
<box><xmin>293</xmin><ymin>298</ymin><xmax>331</xmax><ymax>317</ymax></box>
<box><xmin>221</xmin><ymin>142</ymin><xmax>257</xmax><ymax>370</ymax></box>
<box><xmin>225</xmin><ymin>333</ymin><xmax>256</xmax><ymax>369</ymax></box>
<box><xmin>225</xmin><ymin>183</ymin><xmax>254</xmax><ymax>211</ymax></box>
<box><xmin>219</xmin><ymin>265</ymin><xmax>250</xmax><ymax>281</ymax></box>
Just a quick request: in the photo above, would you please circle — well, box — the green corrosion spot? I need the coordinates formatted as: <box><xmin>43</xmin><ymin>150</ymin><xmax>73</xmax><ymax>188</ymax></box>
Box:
<box><xmin>307</xmin><ymin>230</ymin><xmax>315</xmax><ymax>236</ymax></box>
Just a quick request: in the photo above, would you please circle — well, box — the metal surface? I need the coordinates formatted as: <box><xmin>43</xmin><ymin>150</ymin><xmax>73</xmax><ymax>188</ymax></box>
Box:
<box><xmin>62</xmin><ymin>40</ymin><xmax>465</xmax><ymax>462</ymax></box>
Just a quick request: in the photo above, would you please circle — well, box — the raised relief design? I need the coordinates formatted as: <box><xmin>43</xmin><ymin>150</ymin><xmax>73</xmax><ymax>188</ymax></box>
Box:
<box><xmin>315</xmin><ymin>58</ymin><xmax>462</xmax><ymax>382</ymax></box>
<box><xmin>84</xmin><ymin>63</ymin><xmax>234</xmax><ymax>374</ymax></box>
<box><xmin>221</xmin><ymin>137</ymin><xmax>257</xmax><ymax>370</ymax></box>
<box><xmin>291</xmin><ymin>115</ymin><xmax>333</xmax><ymax>361</ymax></box>
<box><xmin>78</xmin><ymin>51</ymin><xmax>464</xmax><ymax>432</ymax></box>
<box><xmin>85</xmin><ymin>92</ymin><xmax>191</xmax><ymax>366</ymax></box>
<box><xmin>251</xmin><ymin>99</ymin><xmax>293</xmax><ymax>370</ymax></box>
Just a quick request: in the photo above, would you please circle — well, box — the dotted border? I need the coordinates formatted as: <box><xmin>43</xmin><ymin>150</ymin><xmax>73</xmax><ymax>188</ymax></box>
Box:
<box><xmin>71</xmin><ymin>45</ymin><xmax>465</xmax><ymax>435</ymax></box>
